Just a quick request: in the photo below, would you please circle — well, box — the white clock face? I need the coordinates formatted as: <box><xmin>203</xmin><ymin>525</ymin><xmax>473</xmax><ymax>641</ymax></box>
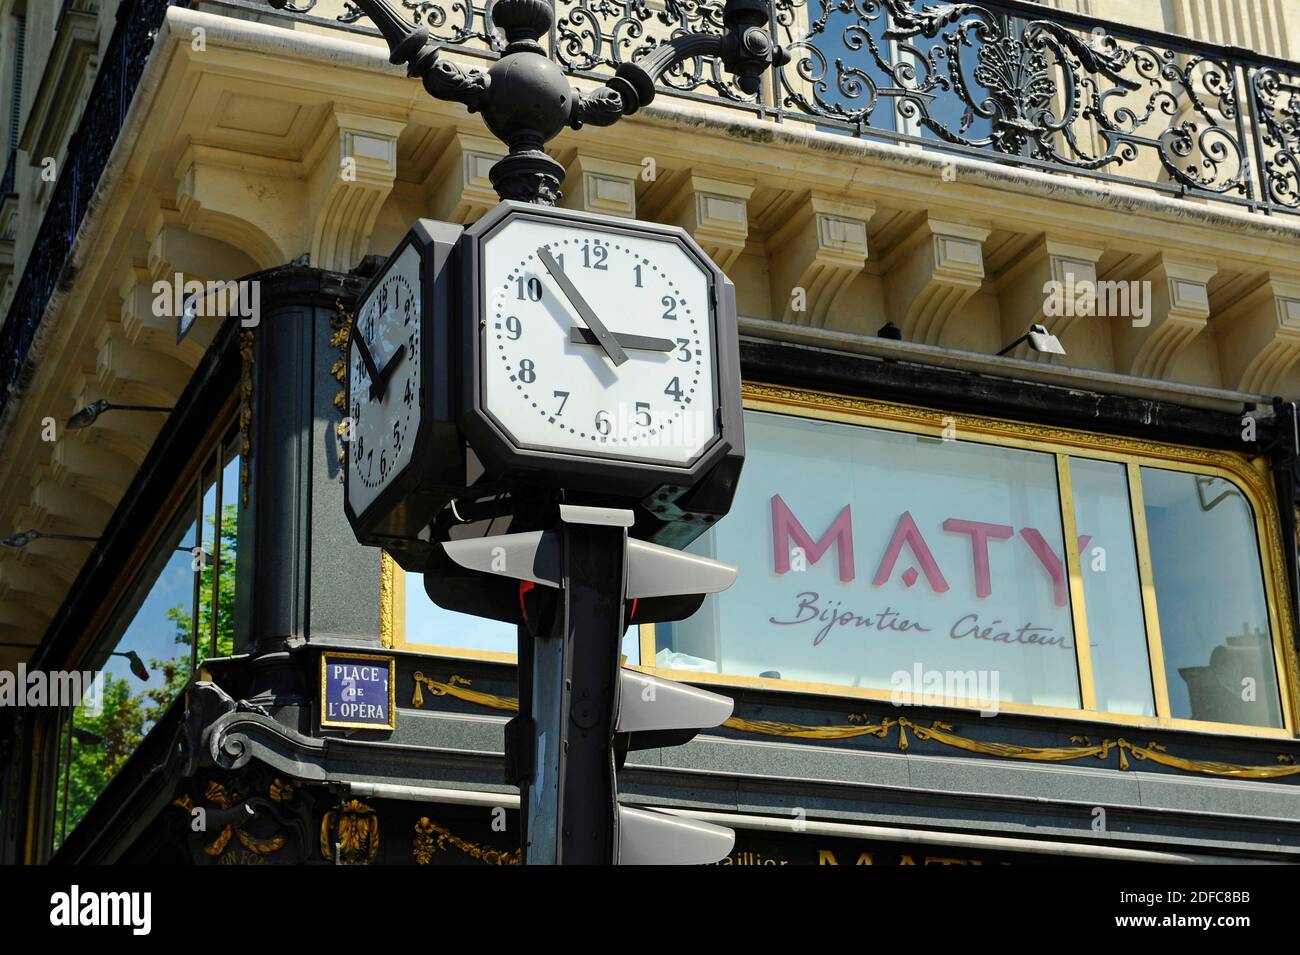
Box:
<box><xmin>479</xmin><ymin>216</ymin><xmax>718</xmax><ymax>467</ymax></box>
<box><xmin>348</xmin><ymin>242</ymin><xmax>422</xmax><ymax>516</ymax></box>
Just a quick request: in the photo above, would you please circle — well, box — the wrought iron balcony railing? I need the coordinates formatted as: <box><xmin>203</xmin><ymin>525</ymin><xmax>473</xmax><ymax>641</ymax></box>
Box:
<box><xmin>271</xmin><ymin>0</ymin><xmax>1300</xmax><ymax>215</ymax></box>
<box><xmin>3</xmin><ymin>0</ymin><xmax>1300</xmax><ymax>421</ymax></box>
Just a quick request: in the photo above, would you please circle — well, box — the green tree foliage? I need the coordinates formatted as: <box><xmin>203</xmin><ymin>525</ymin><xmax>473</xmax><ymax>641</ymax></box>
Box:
<box><xmin>53</xmin><ymin>503</ymin><xmax>237</xmax><ymax>851</ymax></box>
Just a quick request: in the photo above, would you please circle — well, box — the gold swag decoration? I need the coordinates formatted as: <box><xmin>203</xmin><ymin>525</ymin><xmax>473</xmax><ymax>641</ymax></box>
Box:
<box><xmin>410</xmin><ymin>673</ymin><xmax>1300</xmax><ymax>782</ymax></box>
<box><xmin>413</xmin><ymin>817</ymin><xmax>521</xmax><ymax>865</ymax></box>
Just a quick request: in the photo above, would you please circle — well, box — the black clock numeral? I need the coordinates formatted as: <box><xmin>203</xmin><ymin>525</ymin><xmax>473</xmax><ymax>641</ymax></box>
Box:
<box><xmin>662</xmin><ymin>296</ymin><xmax>678</xmax><ymax>320</ymax></box>
<box><xmin>505</xmin><ymin>316</ymin><xmax>522</xmax><ymax>340</ymax></box>
<box><xmin>380</xmin><ymin>450</ymin><xmax>388</xmax><ymax>479</ymax></box>
<box><xmin>676</xmin><ymin>338</ymin><xmax>692</xmax><ymax>362</ymax></box>
<box><xmin>392</xmin><ymin>420</ymin><xmax>402</xmax><ymax>453</ymax></box>
<box><xmin>665</xmin><ymin>377</ymin><xmax>684</xmax><ymax>402</ymax></box>
<box><xmin>403</xmin><ymin>296</ymin><xmax>413</xmax><ymax>325</ymax></box>
<box><xmin>595</xmin><ymin>410</ymin><xmax>611</xmax><ymax>436</ymax></box>
<box><xmin>635</xmin><ymin>402</ymin><xmax>651</xmax><ymax>427</ymax></box>
<box><xmin>403</xmin><ymin>379</ymin><xmax>414</xmax><ymax>407</ymax></box>
<box><xmin>553</xmin><ymin>390</ymin><xmax>569</xmax><ymax>416</ymax></box>
<box><xmin>581</xmin><ymin>242</ymin><xmax>608</xmax><ymax>271</ymax></box>
<box><xmin>633</xmin><ymin>264</ymin><xmax>643</xmax><ymax>288</ymax></box>
<box><xmin>518</xmin><ymin>358</ymin><xmax>537</xmax><ymax>384</ymax></box>
<box><xmin>517</xmin><ymin>276</ymin><xmax>543</xmax><ymax>302</ymax></box>
<box><xmin>356</xmin><ymin>435</ymin><xmax>366</xmax><ymax>459</ymax></box>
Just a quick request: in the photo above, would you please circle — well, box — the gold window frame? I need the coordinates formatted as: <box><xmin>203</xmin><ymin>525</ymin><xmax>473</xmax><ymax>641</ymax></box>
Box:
<box><xmin>384</xmin><ymin>381</ymin><xmax>1300</xmax><ymax>740</ymax></box>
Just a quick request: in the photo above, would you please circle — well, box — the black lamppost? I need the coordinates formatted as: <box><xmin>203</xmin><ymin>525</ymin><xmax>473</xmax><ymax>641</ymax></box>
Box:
<box><xmin>267</xmin><ymin>0</ymin><xmax>787</xmax><ymax>205</ymax></box>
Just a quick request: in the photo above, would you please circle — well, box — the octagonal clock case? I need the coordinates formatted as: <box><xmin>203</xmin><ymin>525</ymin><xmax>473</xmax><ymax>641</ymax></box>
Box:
<box><xmin>343</xmin><ymin>219</ymin><xmax>469</xmax><ymax>558</ymax></box>
<box><xmin>459</xmin><ymin>201</ymin><xmax>745</xmax><ymax>514</ymax></box>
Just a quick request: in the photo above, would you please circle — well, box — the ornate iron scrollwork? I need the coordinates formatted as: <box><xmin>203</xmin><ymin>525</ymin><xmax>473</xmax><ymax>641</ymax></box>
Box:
<box><xmin>1251</xmin><ymin>66</ymin><xmax>1300</xmax><ymax>209</ymax></box>
<box><xmin>773</xmin><ymin>0</ymin><xmax>1252</xmax><ymax>198</ymax></box>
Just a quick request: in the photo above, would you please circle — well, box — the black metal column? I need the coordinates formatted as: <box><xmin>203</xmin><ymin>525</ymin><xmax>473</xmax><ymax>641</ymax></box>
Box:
<box><xmin>554</xmin><ymin>520</ymin><xmax>627</xmax><ymax>864</ymax></box>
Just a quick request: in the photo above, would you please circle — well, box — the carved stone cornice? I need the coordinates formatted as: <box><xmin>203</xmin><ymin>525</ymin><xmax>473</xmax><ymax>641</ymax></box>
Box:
<box><xmin>306</xmin><ymin>109</ymin><xmax>406</xmax><ymax>272</ymax></box>
<box><xmin>558</xmin><ymin>153</ymin><xmax>643</xmax><ymax>219</ymax></box>
<box><xmin>649</xmin><ymin>173</ymin><xmax>755</xmax><ymax>273</ymax></box>
<box><xmin>884</xmin><ymin>217</ymin><xmax>991</xmax><ymax>345</ymax></box>
<box><xmin>1112</xmin><ymin>255</ymin><xmax>1218</xmax><ymax>379</ymax></box>
<box><xmin>423</xmin><ymin>129</ymin><xmax>506</xmax><ymax>224</ymax></box>
<box><xmin>1213</xmin><ymin>274</ymin><xmax>1300</xmax><ymax>394</ymax></box>
<box><xmin>997</xmin><ymin>236</ymin><xmax>1106</xmax><ymax>362</ymax></box>
<box><xmin>767</xmin><ymin>193</ymin><xmax>874</xmax><ymax>327</ymax></box>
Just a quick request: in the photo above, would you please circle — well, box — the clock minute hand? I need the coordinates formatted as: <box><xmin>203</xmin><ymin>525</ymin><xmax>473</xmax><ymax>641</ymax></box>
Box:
<box><xmin>569</xmin><ymin>327</ymin><xmax>674</xmax><ymax>352</ymax></box>
<box><xmin>536</xmin><ymin>246</ymin><xmax>629</xmax><ymax>367</ymax></box>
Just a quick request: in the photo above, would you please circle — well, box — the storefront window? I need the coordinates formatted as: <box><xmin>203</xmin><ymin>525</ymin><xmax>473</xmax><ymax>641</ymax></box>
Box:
<box><xmin>648</xmin><ymin>400</ymin><xmax>1290</xmax><ymax>733</ymax></box>
<box><xmin>399</xmin><ymin>570</ymin><xmax>641</xmax><ymax>665</ymax></box>
<box><xmin>1069</xmin><ymin>458</ymin><xmax>1154</xmax><ymax>717</ymax></box>
<box><xmin>51</xmin><ymin>428</ymin><xmax>240</xmax><ymax>853</ymax></box>
<box><xmin>658</xmin><ymin>412</ymin><xmax>1081</xmax><ymax>709</ymax></box>
<box><xmin>1141</xmin><ymin>468</ymin><xmax>1283</xmax><ymax>729</ymax></box>
<box><xmin>390</xmin><ymin>394</ymin><xmax>1290</xmax><ymax>736</ymax></box>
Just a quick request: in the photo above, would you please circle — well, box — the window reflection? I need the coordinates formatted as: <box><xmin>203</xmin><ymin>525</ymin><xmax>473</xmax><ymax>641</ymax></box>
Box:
<box><xmin>400</xmin><ymin>569</ymin><xmax>641</xmax><ymax>665</ymax></box>
<box><xmin>51</xmin><ymin>426</ymin><xmax>240</xmax><ymax>852</ymax></box>
<box><xmin>658</xmin><ymin>412</ymin><xmax>1081</xmax><ymax>709</ymax></box>
<box><xmin>1070</xmin><ymin>459</ymin><xmax>1154</xmax><ymax>716</ymax></box>
<box><xmin>1141</xmin><ymin>468</ymin><xmax>1282</xmax><ymax>729</ymax></box>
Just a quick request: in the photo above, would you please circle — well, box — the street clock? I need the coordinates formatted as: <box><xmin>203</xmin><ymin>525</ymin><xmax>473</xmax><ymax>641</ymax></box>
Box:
<box><xmin>460</xmin><ymin>201</ymin><xmax>744</xmax><ymax>507</ymax></box>
<box><xmin>343</xmin><ymin>219</ymin><xmax>467</xmax><ymax>558</ymax></box>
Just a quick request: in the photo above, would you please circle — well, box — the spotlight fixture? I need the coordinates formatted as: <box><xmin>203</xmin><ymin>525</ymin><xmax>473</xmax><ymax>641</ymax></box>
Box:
<box><xmin>110</xmin><ymin>650</ymin><xmax>150</xmax><ymax>682</ymax></box>
<box><xmin>65</xmin><ymin>399</ymin><xmax>172</xmax><ymax>431</ymax></box>
<box><xmin>997</xmin><ymin>323</ymin><xmax>1066</xmax><ymax>357</ymax></box>
<box><xmin>877</xmin><ymin>321</ymin><xmax>903</xmax><ymax>341</ymax></box>
<box><xmin>0</xmin><ymin>529</ymin><xmax>98</xmax><ymax>548</ymax></box>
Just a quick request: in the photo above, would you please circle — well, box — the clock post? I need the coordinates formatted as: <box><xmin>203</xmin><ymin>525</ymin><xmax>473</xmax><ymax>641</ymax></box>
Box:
<box><xmin>315</xmin><ymin>0</ymin><xmax>791</xmax><ymax>864</ymax></box>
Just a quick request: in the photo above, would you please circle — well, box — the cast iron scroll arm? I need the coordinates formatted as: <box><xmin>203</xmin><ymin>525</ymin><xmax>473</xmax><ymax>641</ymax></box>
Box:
<box><xmin>266</xmin><ymin>0</ymin><xmax>787</xmax><ymax>203</ymax></box>
<box><xmin>571</xmin><ymin>0</ymin><xmax>790</xmax><ymax>129</ymax></box>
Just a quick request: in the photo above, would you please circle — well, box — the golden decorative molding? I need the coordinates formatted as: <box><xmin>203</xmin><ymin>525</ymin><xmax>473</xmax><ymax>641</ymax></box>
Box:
<box><xmin>410</xmin><ymin>673</ymin><xmax>1300</xmax><ymax>782</ymax></box>
<box><xmin>171</xmin><ymin>779</ymin><xmax>287</xmax><ymax>859</ymax></box>
<box><xmin>380</xmin><ymin>552</ymin><xmax>395</xmax><ymax>649</ymax></box>
<box><xmin>413</xmin><ymin>817</ymin><xmax>521</xmax><ymax>865</ymax></box>
<box><xmin>412</xmin><ymin>672</ymin><xmax>516</xmax><ymax>712</ymax></box>
<box><xmin>238</xmin><ymin>328</ymin><xmax>254</xmax><ymax>508</ymax></box>
<box><xmin>320</xmin><ymin>798</ymin><xmax>380</xmax><ymax>865</ymax></box>
<box><xmin>269</xmin><ymin>778</ymin><xmax>296</xmax><ymax>803</ymax></box>
<box><xmin>329</xmin><ymin>299</ymin><xmax>354</xmax><ymax>470</ymax></box>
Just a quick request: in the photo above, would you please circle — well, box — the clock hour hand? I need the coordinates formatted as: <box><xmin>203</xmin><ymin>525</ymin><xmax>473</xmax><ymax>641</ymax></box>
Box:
<box><xmin>569</xmin><ymin>327</ymin><xmax>674</xmax><ymax>353</ymax></box>
<box><xmin>370</xmin><ymin>343</ymin><xmax>407</xmax><ymax>402</ymax></box>
<box><xmin>536</xmin><ymin>246</ymin><xmax>629</xmax><ymax>367</ymax></box>
<box><xmin>354</xmin><ymin>331</ymin><xmax>383</xmax><ymax>391</ymax></box>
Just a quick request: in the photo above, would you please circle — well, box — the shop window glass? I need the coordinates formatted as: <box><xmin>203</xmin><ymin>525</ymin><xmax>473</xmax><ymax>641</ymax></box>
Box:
<box><xmin>51</xmin><ymin>430</ymin><xmax>239</xmax><ymax>853</ymax></box>
<box><xmin>401</xmin><ymin>570</ymin><xmax>641</xmax><ymax>665</ymax></box>
<box><xmin>651</xmin><ymin>408</ymin><xmax>1286</xmax><ymax>732</ymax></box>
<box><xmin>1141</xmin><ymin>468</ymin><xmax>1282</xmax><ymax>729</ymax></box>
<box><xmin>1070</xmin><ymin>458</ymin><xmax>1154</xmax><ymax>716</ymax></box>
<box><xmin>658</xmin><ymin>412</ymin><xmax>1081</xmax><ymax>709</ymax></box>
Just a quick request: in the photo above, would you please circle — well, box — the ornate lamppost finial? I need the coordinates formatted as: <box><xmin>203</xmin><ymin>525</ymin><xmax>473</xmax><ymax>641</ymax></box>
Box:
<box><xmin>267</xmin><ymin>0</ymin><xmax>788</xmax><ymax>205</ymax></box>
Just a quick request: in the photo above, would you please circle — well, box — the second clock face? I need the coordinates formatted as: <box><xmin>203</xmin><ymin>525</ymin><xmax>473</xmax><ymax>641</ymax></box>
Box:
<box><xmin>348</xmin><ymin>241</ymin><xmax>422</xmax><ymax>517</ymax></box>
<box><xmin>479</xmin><ymin>215</ymin><xmax>719</xmax><ymax>467</ymax></box>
